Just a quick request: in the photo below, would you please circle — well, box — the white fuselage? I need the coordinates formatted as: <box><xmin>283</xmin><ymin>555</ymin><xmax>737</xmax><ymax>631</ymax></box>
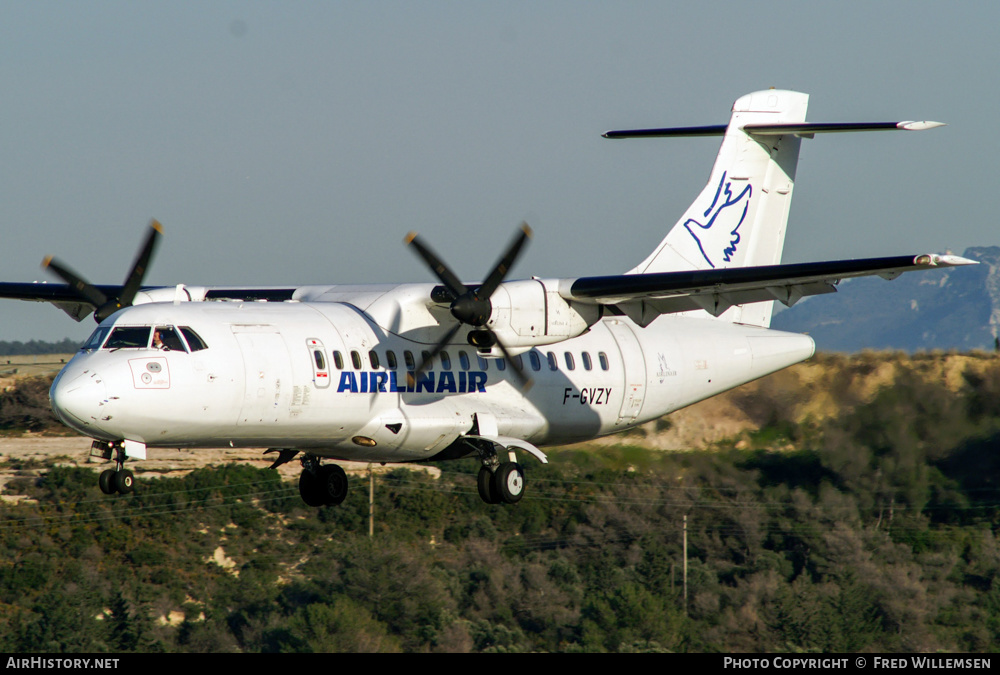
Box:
<box><xmin>49</xmin><ymin>293</ymin><xmax>814</xmax><ymax>463</ymax></box>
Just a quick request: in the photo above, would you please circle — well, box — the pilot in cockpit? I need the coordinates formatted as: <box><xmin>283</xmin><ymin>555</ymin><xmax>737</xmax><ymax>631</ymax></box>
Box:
<box><xmin>152</xmin><ymin>329</ymin><xmax>168</xmax><ymax>350</ymax></box>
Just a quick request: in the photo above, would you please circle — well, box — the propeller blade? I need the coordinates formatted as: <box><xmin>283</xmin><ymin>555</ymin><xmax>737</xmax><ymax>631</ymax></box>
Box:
<box><xmin>403</xmin><ymin>223</ymin><xmax>533</xmax><ymax>392</ymax></box>
<box><xmin>494</xmin><ymin>335</ymin><xmax>533</xmax><ymax>392</ymax></box>
<box><xmin>407</xmin><ymin>322</ymin><xmax>463</xmax><ymax>389</ymax></box>
<box><xmin>477</xmin><ymin>222</ymin><xmax>532</xmax><ymax>300</ymax></box>
<box><xmin>118</xmin><ymin>219</ymin><xmax>162</xmax><ymax>309</ymax></box>
<box><xmin>42</xmin><ymin>219</ymin><xmax>164</xmax><ymax>323</ymax></box>
<box><xmin>404</xmin><ymin>232</ymin><xmax>467</xmax><ymax>300</ymax></box>
<box><xmin>42</xmin><ymin>257</ymin><xmax>108</xmax><ymax>308</ymax></box>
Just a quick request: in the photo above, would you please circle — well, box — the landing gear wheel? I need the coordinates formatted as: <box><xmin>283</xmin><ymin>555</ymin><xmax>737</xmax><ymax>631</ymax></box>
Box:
<box><xmin>99</xmin><ymin>469</ymin><xmax>116</xmax><ymax>495</ymax></box>
<box><xmin>319</xmin><ymin>464</ymin><xmax>349</xmax><ymax>506</ymax></box>
<box><xmin>492</xmin><ymin>462</ymin><xmax>525</xmax><ymax>504</ymax></box>
<box><xmin>298</xmin><ymin>469</ymin><xmax>326</xmax><ymax>507</ymax></box>
<box><xmin>478</xmin><ymin>467</ymin><xmax>501</xmax><ymax>504</ymax></box>
<box><xmin>114</xmin><ymin>470</ymin><xmax>135</xmax><ymax>495</ymax></box>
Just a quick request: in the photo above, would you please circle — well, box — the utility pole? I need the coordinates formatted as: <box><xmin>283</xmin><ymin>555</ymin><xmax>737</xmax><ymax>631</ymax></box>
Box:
<box><xmin>368</xmin><ymin>464</ymin><xmax>374</xmax><ymax>538</ymax></box>
<box><xmin>683</xmin><ymin>514</ymin><xmax>688</xmax><ymax>616</ymax></box>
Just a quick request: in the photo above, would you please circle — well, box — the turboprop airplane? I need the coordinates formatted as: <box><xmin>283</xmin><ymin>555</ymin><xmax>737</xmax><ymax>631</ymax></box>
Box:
<box><xmin>0</xmin><ymin>89</ymin><xmax>975</xmax><ymax>506</ymax></box>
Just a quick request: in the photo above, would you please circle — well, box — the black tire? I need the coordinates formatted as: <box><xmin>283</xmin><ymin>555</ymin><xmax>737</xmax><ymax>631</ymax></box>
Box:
<box><xmin>99</xmin><ymin>469</ymin><xmax>116</xmax><ymax>495</ymax></box>
<box><xmin>114</xmin><ymin>470</ymin><xmax>135</xmax><ymax>495</ymax></box>
<box><xmin>320</xmin><ymin>464</ymin><xmax>349</xmax><ymax>506</ymax></box>
<box><xmin>478</xmin><ymin>467</ymin><xmax>501</xmax><ymax>504</ymax></box>
<box><xmin>492</xmin><ymin>462</ymin><xmax>525</xmax><ymax>504</ymax></box>
<box><xmin>298</xmin><ymin>469</ymin><xmax>326</xmax><ymax>507</ymax></box>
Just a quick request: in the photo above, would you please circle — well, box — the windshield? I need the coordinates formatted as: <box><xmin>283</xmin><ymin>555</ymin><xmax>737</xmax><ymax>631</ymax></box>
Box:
<box><xmin>104</xmin><ymin>326</ymin><xmax>152</xmax><ymax>350</ymax></box>
<box><xmin>81</xmin><ymin>326</ymin><xmax>111</xmax><ymax>351</ymax></box>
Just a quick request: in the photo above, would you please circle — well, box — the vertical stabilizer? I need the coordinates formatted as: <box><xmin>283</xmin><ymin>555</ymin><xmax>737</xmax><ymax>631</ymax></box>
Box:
<box><xmin>622</xmin><ymin>90</ymin><xmax>809</xmax><ymax>326</ymax></box>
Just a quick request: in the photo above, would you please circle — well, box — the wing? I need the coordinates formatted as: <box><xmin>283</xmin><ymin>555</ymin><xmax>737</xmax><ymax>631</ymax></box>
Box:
<box><xmin>0</xmin><ymin>282</ymin><xmax>127</xmax><ymax>321</ymax></box>
<box><xmin>560</xmin><ymin>253</ymin><xmax>977</xmax><ymax>326</ymax></box>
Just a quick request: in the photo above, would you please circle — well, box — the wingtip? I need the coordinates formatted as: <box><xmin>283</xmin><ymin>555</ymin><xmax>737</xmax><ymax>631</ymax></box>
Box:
<box><xmin>915</xmin><ymin>253</ymin><xmax>979</xmax><ymax>267</ymax></box>
<box><xmin>41</xmin><ymin>255</ymin><xmax>52</xmax><ymax>269</ymax></box>
<box><xmin>520</xmin><ymin>222</ymin><xmax>533</xmax><ymax>238</ymax></box>
<box><xmin>897</xmin><ymin>121</ymin><xmax>946</xmax><ymax>131</ymax></box>
<box><xmin>404</xmin><ymin>231</ymin><xmax>418</xmax><ymax>245</ymax></box>
<box><xmin>150</xmin><ymin>218</ymin><xmax>164</xmax><ymax>233</ymax></box>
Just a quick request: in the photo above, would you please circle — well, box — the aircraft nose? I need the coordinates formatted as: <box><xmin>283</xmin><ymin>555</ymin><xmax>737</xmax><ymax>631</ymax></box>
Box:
<box><xmin>50</xmin><ymin>369</ymin><xmax>112</xmax><ymax>434</ymax></box>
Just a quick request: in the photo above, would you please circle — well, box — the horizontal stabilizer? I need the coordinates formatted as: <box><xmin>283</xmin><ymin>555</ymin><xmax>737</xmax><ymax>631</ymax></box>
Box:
<box><xmin>603</xmin><ymin>121</ymin><xmax>944</xmax><ymax>139</ymax></box>
<box><xmin>603</xmin><ymin>125</ymin><xmax>727</xmax><ymax>139</ymax></box>
<box><xmin>742</xmin><ymin>121</ymin><xmax>945</xmax><ymax>136</ymax></box>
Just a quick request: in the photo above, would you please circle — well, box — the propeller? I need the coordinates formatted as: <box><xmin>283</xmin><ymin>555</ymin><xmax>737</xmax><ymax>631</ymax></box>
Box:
<box><xmin>405</xmin><ymin>223</ymin><xmax>533</xmax><ymax>390</ymax></box>
<box><xmin>43</xmin><ymin>219</ymin><xmax>163</xmax><ymax>323</ymax></box>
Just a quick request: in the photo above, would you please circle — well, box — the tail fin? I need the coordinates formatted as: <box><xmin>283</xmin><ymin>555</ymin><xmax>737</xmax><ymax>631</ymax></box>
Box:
<box><xmin>606</xmin><ymin>90</ymin><xmax>944</xmax><ymax>327</ymax></box>
<box><xmin>612</xmin><ymin>90</ymin><xmax>809</xmax><ymax>326</ymax></box>
<box><xmin>626</xmin><ymin>90</ymin><xmax>809</xmax><ymax>276</ymax></box>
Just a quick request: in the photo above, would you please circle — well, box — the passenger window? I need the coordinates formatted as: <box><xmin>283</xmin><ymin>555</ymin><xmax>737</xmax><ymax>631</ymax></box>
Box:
<box><xmin>582</xmin><ymin>352</ymin><xmax>592</xmax><ymax>371</ymax></box>
<box><xmin>547</xmin><ymin>352</ymin><xmax>558</xmax><ymax>371</ymax></box>
<box><xmin>369</xmin><ymin>350</ymin><xmax>380</xmax><ymax>369</ymax></box>
<box><xmin>179</xmin><ymin>327</ymin><xmax>208</xmax><ymax>352</ymax></box>
<box><xmin>404</xmin><ymin>351</ymin><xmax>415</xmax><ymax>369</ymax></box>
<box><xmin>529</xmin><ymin>351</ymin><xmax>541</xmax><ymax>371</ymax></box>
<box><xmin>333</xmin><ymin>351</ymin><xmax>344</xmax><ymax>370</ymax></box>
<box><xmin>105</xmin><ymin>326</ymin><xmax>151</xmax><ymax>350</ymax></box>
<box><xmin>496</xmin><ymin>358</ymin><xmax>507</xmax><ymax>371</ymax></box>
<box><xmin>477</xmin><ymin>356</ymin><xmax>489</xmax><ymax>371</ymax></box>
<box><xmin>386</xmin><ymin>351</ymin><xmax>398</xmax><ymax>369</ymax></box>
<box><xmin>512</xmin><ymin>354</ymin><xmax>523</xmax><ymax>371</ymax></box>
<box><xmin>351</xmin><ymin>351</ymin><xmax>362</xmax><ymax>370</ymax></box>
<box><xmin>314</xmin><ymin>350</ymin><xmax>326</xmax><ymax>370</ymax></box>
<box><xmin>599</xmin><ymin>352</ymin><xmax>609</xmax><ymax>371</ymax></box>
<box><xmin>459</xmin><ymin>351</ymin><xmax>470</xmax><ymax>371</ymax></box>
<box><xmin>154</xmin><ymin>326</ymin><xmax>187</xmax><ymax>352</ymax></box>
<box><xmin>564</xmin><ymin>352</ymin><xmax>576</xmax><ymax>371</ymax></box>
<box><xmin>440</xmin><ymin>351</ymin><xmax>452</xmax><ymax>370</ymax></box>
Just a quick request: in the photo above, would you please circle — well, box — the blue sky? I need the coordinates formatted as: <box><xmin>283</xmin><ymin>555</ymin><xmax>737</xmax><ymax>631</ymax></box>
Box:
<box><xmin>2</xmin><ymin>2</ymin><xmax>997</xmax><ymax>341</ymax></box>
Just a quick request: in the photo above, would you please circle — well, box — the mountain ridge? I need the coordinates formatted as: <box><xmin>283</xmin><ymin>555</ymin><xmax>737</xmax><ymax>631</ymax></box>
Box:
<box><xmin>771</xmin><ymin>246</ymin><xmax>1000</xmax><ymax>352</ymax></box>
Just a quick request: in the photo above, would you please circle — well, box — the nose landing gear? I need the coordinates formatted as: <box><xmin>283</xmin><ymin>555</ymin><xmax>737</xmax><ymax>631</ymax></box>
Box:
<box><xmin>99</xmin><ymin>468</ymin><xmax>134</xmax><ymax>495</ymax></box>
<box><xmin>91</xmin><ymin>440</ymin><xmax>136</xmax><ymax>495</ymax></box>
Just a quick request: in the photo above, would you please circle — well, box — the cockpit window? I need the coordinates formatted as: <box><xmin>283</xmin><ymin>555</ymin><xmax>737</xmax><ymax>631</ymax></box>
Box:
<box><xmin>179</xmin><ymin>327</ymin><xmax>208</xmax><ymax>352</ymax></box>
<box><xmin>154</xmin><ymin>326</ymin><xmax>187</xmax><ymax>352</ymax></box>
<box><xmin>82</xmin><ymin>326</ymin><xmax>111</xmax><ymax>351</ymax></box>
<box><xmin>104</xmin><ymin>326</ymin><xmax>151</xmax><ymax>350</ymax></box>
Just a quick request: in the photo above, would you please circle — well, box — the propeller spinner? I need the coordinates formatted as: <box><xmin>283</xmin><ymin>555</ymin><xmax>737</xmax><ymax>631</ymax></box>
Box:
<box><xmin>405</xmin><ymin>223</ymin><xmax>533</xmax><ymax>390</ymax></box>
<box><xmin>43</xmin><ymin>220</ymin><xmax>163</xmax><ymax>323</ymax></box>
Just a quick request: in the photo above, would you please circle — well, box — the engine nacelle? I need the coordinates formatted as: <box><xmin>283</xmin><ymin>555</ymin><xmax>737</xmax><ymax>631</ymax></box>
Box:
<box><xmin>132</xmin><ymin>285</ymin><xmax>196</xmax><ymax>305</ymax></box>
<box><xmin>481</xmin><ymin>279</ymin><xmax>600</xmax><ymax>355</ymax></box>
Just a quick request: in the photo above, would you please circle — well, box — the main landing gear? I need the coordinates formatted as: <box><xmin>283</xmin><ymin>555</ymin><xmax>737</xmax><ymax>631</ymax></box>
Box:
<box><xmin>265</xmin><ymin>449</ymin><xmax>350</xmax><ymax>508</ymax></box>
<box><xmin>474</xmin><ymin>438</ymin><xmax>526</xmax><ymax>506</ymax></box>
<box><xmin>297</xmin><ymin>455</ymin><xmax>349</xmax><ymax>507</ymax></box>
<box><xmin>478</xmin><ymin>462</ymin><xmax>525</xmax><ymax>504</ymax></box>
<box><xmin>91</xmin><ymin>441</ymin><xmax>135</xmax><ymax>495</ymax></box>
<box><xmin>268</xmin><ymin>446</ymin><xmax>529</xmax><ymax>508</ymax></box>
